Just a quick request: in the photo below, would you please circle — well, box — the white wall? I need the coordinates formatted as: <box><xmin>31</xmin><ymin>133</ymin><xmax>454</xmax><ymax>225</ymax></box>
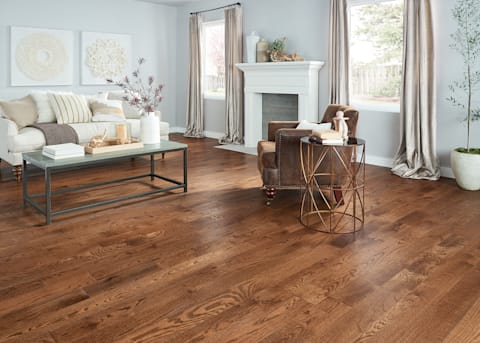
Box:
<box><xmin>433</xmin><ymin>1</ymin><xmax>480</xmax><ymax>170</ymax></box>
<box><xmin>0</xmin><ymin>0</ymin><xmax>177</xmax><ymax>124</ymax></box>
<box><xmin>174</xmin><ymin>0</ymin><xmax>479</xmax><ymax>174</ymax></box>
<box><xmin>175</xmin><ymin>0</ymin><xmax>400</xmax><ymax>167</ymax></box>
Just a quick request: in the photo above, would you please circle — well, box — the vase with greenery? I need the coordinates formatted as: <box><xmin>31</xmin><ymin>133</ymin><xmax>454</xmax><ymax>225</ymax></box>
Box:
<box><xmin>447</xmin><ymin>0</ymin><xmax>480</xmax><ymax>190</ymax></box>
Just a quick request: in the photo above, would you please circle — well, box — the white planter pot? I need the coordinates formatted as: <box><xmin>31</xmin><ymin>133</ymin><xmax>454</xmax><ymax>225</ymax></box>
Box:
<box><xmin>140</xmin><ymin>112</ymin><xmax>160</xmax><ymax>144</ymax></box>
<box><xmin>450</xmin><ymin>149</ymin><xmax>480</xmax><ymax>191</ymax></box>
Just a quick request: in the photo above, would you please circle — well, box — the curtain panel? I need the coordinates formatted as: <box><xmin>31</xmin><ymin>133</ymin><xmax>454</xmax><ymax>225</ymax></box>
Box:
<box><xmin>391</xmin><ymin>0</ymin><xmax>440</xmax><ymax>180</ymax></box>
<box><xmin>219</xmin><ymin>6</ymin><xmax>244</xmax><ymax>145</ymax></box>
<box><xmin>328</xmin><ymin>0</ymin><xmax>350</xmax><ymax>105</ymax></box>
<box><xmin>185</xmin><ymin>14</ymin><xmax>205</xmax><ymax>138</ymax></box>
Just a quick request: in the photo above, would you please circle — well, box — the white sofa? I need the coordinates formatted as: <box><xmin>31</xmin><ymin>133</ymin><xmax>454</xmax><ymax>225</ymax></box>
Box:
<box><xmin>0</xmin><ymin>92</ymin><xmax>169</xmax><ymax>181</ymax></box>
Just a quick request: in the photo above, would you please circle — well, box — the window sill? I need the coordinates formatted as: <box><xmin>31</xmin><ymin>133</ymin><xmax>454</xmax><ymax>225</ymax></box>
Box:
<box><xmin>203</xmin><ymin>94</ymin><xmax>225</xmax><ymax>101</ymax></box>
<box><xmin>351</xmin><ymin>102</ymin><xmax>400</xmax><ymax>114</ymax></box>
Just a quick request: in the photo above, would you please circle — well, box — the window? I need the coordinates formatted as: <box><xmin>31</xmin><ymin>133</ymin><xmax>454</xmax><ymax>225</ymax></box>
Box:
<box><xmin>202</xmin><ymin>20</ymin><xmax>225</xmax><ymax>99</ymax></box>
<box><xmin>349</xmin><ymin>0</ymin><xmax>403</xmax><ymax>111</ymax></box>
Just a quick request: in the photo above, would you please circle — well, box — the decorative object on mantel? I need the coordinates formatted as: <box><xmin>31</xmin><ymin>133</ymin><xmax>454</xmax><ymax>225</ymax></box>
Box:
<box><xmin>256</xmin><ymin>38</ymin><xmax>269</xmax><ymax>62</ymax></box>
<box><xmin>246</xmin><ymin>31</ymin><xmax>260</xmax><ymax>63</ymax></box>
<box><xmin>107</xmin><ymin>58</ymin><xmax>164</xmax><ymax>144</ymax></box>
<box><xmin>333</xmin><ymin>110</ymin><xmax>349</xmax><ymax>140</ymax></box>
<box><xmin>447</xmin><ymin>0</ymin><xmax>480</xmax><ymax>191</ymax></box>
<box><xmin>269</xmin><ymin>37</ymin><xmax>304</xmax><ymax>62</ymax></box>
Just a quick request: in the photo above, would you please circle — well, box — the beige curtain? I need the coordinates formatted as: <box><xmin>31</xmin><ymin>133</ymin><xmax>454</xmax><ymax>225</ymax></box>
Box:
<box><xmin>185</xmin><ymin>14</ymin><xmax>204</xmax><ymax>138</ymax></box>
<box><xmin>391</xmin><ymin>0</ymin><xmax>440</xmax><ymax>180</ymax></box>
<box><xmin>328</xmin><ymin>0</ymin><xmax>350</xmax><ymax>105</ymax></box>
<box><xmin>219</xmin><ymin>6</ymin><xmax>244</xmax><ymax>145</ymax></box>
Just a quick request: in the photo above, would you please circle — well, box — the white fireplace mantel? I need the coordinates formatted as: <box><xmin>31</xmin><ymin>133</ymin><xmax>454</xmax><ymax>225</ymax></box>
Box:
<box><xmin>236</xmin><ymin>61</ymin><xmax>325</xmax><ymax>147</ymax></box>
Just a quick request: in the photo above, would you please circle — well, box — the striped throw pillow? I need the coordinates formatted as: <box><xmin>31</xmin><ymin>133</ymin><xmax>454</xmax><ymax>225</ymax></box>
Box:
<box><xmin>48</xmin><ymin>92</ymin><xmax>92</xmax><ymax>124</ymax></box>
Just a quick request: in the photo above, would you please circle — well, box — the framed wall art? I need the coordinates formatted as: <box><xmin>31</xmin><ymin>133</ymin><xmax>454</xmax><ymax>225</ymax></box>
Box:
<box><xmin>10</xmin><ymin>26</ymin><xmax>73</xmax><ymax>86</ymax></box>
<box><xmin>81</xmin><ymin>31</ymin><xmax>132</xmax><ymax>85</ymax></box>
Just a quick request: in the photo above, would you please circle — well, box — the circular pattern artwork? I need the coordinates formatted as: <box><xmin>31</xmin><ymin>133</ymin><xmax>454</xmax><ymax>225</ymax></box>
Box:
<box><xmin>15</xmin><ymin>32</ymin><xmax>67</xmax><ymax>81</ymax></box>
<box><xmin>86</xmin><ymin>39</ymin><xmax>127</xmax><ymax>79</ymax></box>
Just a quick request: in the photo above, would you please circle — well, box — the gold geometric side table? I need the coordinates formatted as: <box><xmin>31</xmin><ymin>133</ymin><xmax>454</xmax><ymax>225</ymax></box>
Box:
<box><xmin>299</xmin><ymin>136</ymin><xmax>365</xmax><ymax>234</ymax></box>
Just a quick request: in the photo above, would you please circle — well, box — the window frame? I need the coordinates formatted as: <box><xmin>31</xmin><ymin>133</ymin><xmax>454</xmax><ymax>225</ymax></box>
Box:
<box><xmin>201</xmin><ymin>19</ymin><xmax>226</xmax><ymax>101</ymax></box>
<box><xmin>348</xmin><ymin>0</ymin><xmax>403</xmax><ymax>113</ymax></box>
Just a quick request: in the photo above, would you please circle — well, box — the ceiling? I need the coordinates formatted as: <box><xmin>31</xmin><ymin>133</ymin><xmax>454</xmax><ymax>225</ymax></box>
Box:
<box><xmin>137</xmin><ymin>0</ymin><xmax>203</xmax><ymax>6</ymax></box>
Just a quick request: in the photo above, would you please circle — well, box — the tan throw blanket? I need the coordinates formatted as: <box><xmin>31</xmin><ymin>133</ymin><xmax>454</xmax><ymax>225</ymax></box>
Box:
<box><xmin>29</xmin><ymin>123</ymin><xmax>79</xmax><ymax>145</ymax></box>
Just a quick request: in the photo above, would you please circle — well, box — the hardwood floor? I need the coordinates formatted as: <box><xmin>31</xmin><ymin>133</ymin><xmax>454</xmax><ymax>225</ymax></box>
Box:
<box><xmin>0</xmin><ymin>134</ymin><xmax>479</xmax><ymax>342</ymax></box>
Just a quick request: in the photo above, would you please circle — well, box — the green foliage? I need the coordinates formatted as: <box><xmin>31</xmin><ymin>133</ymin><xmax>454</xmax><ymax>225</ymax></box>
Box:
<box><xmin>456</xmin><ymin>147</ymin><xmax>480</xmax><ymax>154</ymax></box>
<box><xmin>447</xmin><ymin>0</ymin><xmax>480</xmax><ymax>151</ymax></box>
<box><xmin>354</xmin><ymin>1</ymin><xmax>403</xmax><ymax>63</ymax></box>
<box><xmin>269</xmin><ymin>37</ymin><xmax>286</xmax><ymax>52</ymax></box>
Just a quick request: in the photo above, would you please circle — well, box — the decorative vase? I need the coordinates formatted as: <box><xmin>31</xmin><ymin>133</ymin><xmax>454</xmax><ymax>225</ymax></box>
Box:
<box><xmin>256</xmin><ymin>38</ymin><xmax>269</xmax><ymax>62</ymax></box>
<box><xmin>246</xmin><ymin>31</ymin><xmax>260</xmax><ymax>63</ymax></box>
<box><xmin>140</xmin><ymin>112</ymin><xmax>160</xmax><ymax>144</ymax></box>
<box><xmin>451</xmin><ymin>149</ymin><xmax>480</xmax><ymax>191</ymax></box>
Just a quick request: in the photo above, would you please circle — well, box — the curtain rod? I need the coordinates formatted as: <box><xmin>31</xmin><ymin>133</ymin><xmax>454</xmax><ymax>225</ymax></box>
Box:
<box><xmin>190</xmin><ymin>2</ymin><xmax>241</xmax><ymax>15</ymax></box>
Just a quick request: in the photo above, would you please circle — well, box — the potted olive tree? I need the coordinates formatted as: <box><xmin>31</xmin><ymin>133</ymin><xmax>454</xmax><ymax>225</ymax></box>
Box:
<box><xmin>447</xmin><ymin>0</ymin><xmax>480</xmax><ymax>190</ymax></box>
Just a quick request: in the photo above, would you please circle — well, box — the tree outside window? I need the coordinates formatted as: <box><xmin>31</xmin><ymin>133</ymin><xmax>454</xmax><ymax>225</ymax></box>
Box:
<box><xmin>350</xmin><ymin>0</ymin><xmax>403</xmax><ymax>110</ymax></box>
<box><xmin>202</xmin><ymin>20</ymin><xmax>225</xmax><ymax>98</ymax></box>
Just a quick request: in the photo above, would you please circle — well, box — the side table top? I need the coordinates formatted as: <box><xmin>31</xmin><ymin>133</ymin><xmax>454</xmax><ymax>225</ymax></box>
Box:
<box><xmin>300</xmin><ymin>136</ymin><xmax>366</xmax><ymax>146</ymax></box>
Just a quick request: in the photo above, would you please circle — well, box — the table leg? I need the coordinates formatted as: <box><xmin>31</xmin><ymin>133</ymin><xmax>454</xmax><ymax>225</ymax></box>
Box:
<box><xmin>22</xmin><ymin>160</ymin><xmax>27</xmax><ymax>208</ymax></box>
<box><xmin>150</xmin><ymin>154</ymin><xmax>155</xmax><ymax>181</ymax></box>
<box><xmin>45</xmin><ymin>168</ymin><xmax>52</xmax><ymax>225</ymax></box>
<box><xmin>183</xmin><ymin>148</ymin><xmax>188</xmax><ymax>192</ymax></box>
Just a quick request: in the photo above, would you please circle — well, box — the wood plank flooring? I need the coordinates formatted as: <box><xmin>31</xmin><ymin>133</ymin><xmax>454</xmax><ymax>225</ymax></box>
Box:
<box><xmin>0</xmin><ymin>134</ymin><xmax>479</xmax><ymax>342</ymax></box>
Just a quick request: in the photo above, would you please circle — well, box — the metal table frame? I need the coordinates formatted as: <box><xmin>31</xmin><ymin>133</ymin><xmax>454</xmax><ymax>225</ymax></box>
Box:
<box><xmin>22</xmin><ymin>143</ymin><xmax>187</xmax><ymax>224</ymax></box>
<box><xmin>299</xmin><ymin>136</ymin><xmax>365</xmax><ymax>234</ymax></box>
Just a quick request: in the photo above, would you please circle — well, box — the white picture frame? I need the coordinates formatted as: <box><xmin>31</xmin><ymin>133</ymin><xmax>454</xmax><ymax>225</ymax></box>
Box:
<box><xmin>10</xmin><ymin>26</ymin><xmax>73</xmax><ymax>86</ymax></box>
<box><xmin>81</xmin><ymin>31</ymin><xmax>132</xmax><ymax>85</ymax></box>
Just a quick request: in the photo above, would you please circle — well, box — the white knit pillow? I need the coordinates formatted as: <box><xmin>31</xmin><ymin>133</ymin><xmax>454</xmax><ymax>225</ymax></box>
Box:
<box><xmin>31</xmin><ymin>91</ymin><xmax>56</xmax><ymax>123</ymax></box>
<box><xmin>48</xmin><ymin>92</ymin><xmax>92</xmax><ymax>124</ymax></box>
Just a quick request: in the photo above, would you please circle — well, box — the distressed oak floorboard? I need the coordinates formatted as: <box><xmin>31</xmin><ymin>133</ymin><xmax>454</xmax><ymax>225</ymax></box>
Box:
<box><xmin>1</xmin><ymin>134</ymin><xmax>480</xmax><ymax>342</ymax></box>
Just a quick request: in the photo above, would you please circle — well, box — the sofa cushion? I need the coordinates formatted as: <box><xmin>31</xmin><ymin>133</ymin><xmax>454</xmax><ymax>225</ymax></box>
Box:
<box><xmin>31</xmin><ymin>91</ymin><xmax>56</xmax><ymax>123</ymax></box>
<box><xmin>90</xmin><ymin>99</ymin><xmax>125</xmax><ymax>122</ymax></box>
<box><xmin>8</xmin><ymin>119</ymin><xmax>170</xmax><ymax>153</ymax></box>
<box><xmin>0</xmin><ymin>95</ymin><xmax>38</xmax><ymax>129</ymax></box>
<box><xmin>48</xmin><ymin>93</ymin><xmax>92</xmax><ymax>124</ymax></box>
<box><xmin>107</xmin><ymin>91</ymin><xmax>142</xmax><ymax>119</ymax></box>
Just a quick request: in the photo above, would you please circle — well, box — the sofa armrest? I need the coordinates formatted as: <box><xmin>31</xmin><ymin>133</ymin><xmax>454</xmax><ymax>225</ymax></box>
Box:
<box><xmin>268</xmin><ymin>121</ymin><xmax>299</xmax><ymax>141</ymax></box>
<box><xmin>0</xmin><ymin>117</ymin><xmax>19</xmax><ymax>164</ymax></box>
<box><xmin>0</xmin><ymin>117</ymin><xmax>19</xmax><ymax>137</ymax></box>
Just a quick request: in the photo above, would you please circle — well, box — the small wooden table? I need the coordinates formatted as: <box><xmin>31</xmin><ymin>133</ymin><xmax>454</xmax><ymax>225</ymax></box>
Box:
<box><xmin>299</xmin><ymin>136</ymin><xmax>365</xmax><ymax>233</ymax></box>
<box><xmin>22</xmin><ymin>140</ymin><xmax>187</xmax><ymax>224</ymax></box>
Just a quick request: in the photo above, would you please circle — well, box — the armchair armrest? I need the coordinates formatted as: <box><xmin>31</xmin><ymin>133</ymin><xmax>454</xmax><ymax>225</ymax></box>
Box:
<box><xmin>275</xmin><ymin>128</ymin><xmax>311</xmax><ymax>186</ymax></box>
<box><xmin>268</xmin><ymin>121</ymin><xmax>299</xmax><ymax>141</ymax></box>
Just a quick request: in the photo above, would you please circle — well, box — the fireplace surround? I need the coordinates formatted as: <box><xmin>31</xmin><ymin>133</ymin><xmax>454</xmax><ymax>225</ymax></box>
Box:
<box><xmin>236</xmin><ymin>61</ymin><xmax>325</xmax><ymax>147</ymax></box>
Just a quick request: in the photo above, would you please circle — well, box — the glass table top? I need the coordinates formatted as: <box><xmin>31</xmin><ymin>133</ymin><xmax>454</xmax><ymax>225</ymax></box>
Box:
<box><xmin>23</xmin><ymin>140</ymin><xmax>187</xmax><ymax>169</ymax></box>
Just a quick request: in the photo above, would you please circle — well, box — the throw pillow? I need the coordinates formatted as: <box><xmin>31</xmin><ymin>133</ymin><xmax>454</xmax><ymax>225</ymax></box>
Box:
<box><xmin>107</xmin><ymin>91</ymin><xmax>142</xmax><ymax>119</ymax></box>
<box><xmin>48</xmin><ymin>92</ymin><xmax>92</xmax><ymax>124</ymax></box>
<box><xmin>90</xmin><ymin>99</ymin><xmax>125</xmax><ymax>122</ymax></box>
<box><xmin>296</xmin><ymin>120</ymin><xmax>331</xmax><ymax>132</ymax></box>
<box><xmin>0</xmin><ymin>95</ymin><xmax>38</xmax><ymax>129</ymax></box>
<box><xmin>31</xmin><ymin>91</ymin><xmax>56</xmax><ymax>123</ymax></box>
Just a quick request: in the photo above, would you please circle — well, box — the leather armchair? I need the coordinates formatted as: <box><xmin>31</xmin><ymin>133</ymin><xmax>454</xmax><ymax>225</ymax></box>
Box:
<box><xmin>257</xmin><ymin>104</ymin><xmax>359</xmax><ymax>204</ymax></box>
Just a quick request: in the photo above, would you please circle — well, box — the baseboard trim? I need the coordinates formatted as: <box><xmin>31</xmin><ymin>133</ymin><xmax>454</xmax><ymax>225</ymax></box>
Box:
<box><xmin>170</xmin><ymin>129</ymin><xmax>455</xmax><ymax>179</ymax></box>
<box><xmin>170</xmin><ymin>127</ymin><xmax>224</xmax><ymax>140</ymax></box>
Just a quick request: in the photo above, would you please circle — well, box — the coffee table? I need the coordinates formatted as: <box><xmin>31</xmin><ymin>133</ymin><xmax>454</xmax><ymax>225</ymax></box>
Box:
<box><xmin>22</xmin><ymin>140</ymin><xmax>187</xmax><ymax>224</ymax></box>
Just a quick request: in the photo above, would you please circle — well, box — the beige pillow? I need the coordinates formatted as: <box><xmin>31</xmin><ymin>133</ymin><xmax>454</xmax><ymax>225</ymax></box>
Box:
<box><xmin>107</xmin><ymin>91</ymin><xmax>141</xmax><ymax>119</ymax></box>
<box><xmin>0</xmin><ymin>95</ymin><xmax>38</xmax><ymax>129</ymax></box>
<box><xmin>48</xmin><ymin>92</ymin><xmax>92</xmax><ymax>124</ymax></box>
<box><xmin>90</xmin><ymin>99</ymin><xmax>125</xmax><ymax>122</ymax></box>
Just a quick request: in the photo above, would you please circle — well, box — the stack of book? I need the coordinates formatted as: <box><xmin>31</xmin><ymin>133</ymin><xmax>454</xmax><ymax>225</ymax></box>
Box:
<box><xmin>42</xmin><ymin>143</ymin><xmax>85</xmax><ymax>159</ymax></box>
<box><xmin>312</xmin><ymin>129</ymin><xmax>345</xmax><ymax>145</ymax></box>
